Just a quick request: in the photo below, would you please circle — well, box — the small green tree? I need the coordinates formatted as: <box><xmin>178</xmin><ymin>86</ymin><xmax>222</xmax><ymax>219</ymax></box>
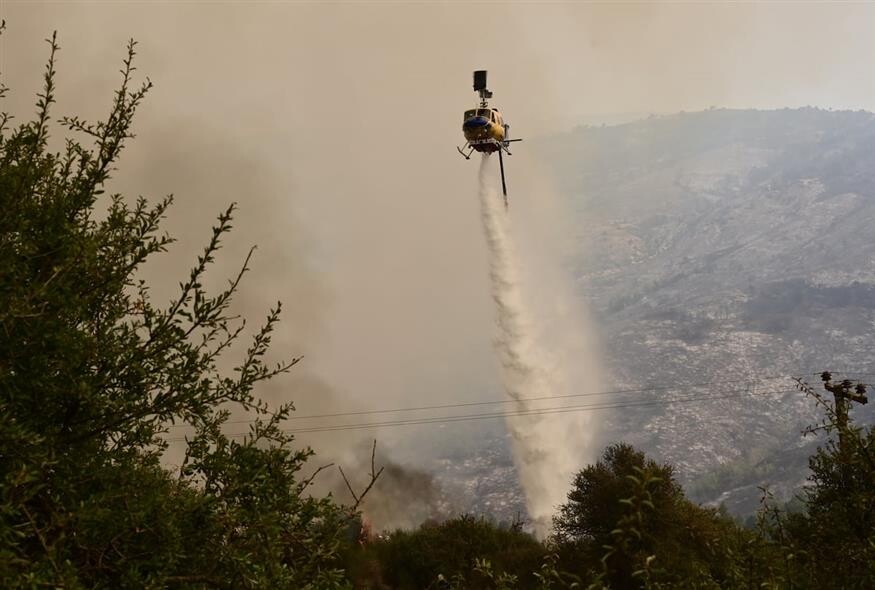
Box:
<box><xmin>795</xmin><ymin>426</ymin><xmax>875</xmax><ymax>587</ymax></box>
<box><xmin>0</xmin><ymin>31</ymin><xmax>351</xmax><ymax>588</ymax></box>
<box><xmin>553</xmin><ymin>443</ymin><xmax>747</xmax><ymax>589</ymax></box>
<box><xmin>553</xmin><ymin>444</ymin><xmax>678</xmax><ymax>546</ymax></box>
<box><xmin>763</xmin><ymin>377</ymin><xmax>875</xmax><ymax>589</ymax></box>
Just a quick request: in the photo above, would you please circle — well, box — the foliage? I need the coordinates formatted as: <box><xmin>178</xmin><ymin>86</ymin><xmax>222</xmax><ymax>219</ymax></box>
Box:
<box><xmin>553</xmin><ymin>443</ymin><xmax>678</xmax><ymax>546</ymax></box>
<box><xmin>751</xmin><ymin>377</ymin><xmax>875</xmax><ymax>589</ymax></box>
<box><xmin>556</xmin><ymin>377</ymin><xmax>875</xmax><ymax>590</ymax></box>
<box><xmin>354</xmin><ymin>515</ymin><xmax>545</xmax><ymax>590</ymax></box>
<box><xmin>552</xmin><ymin>443</ymin><xmax>751</xmax><ymax>589</ymax></box>
<box><xmin>0</xmin><ymin>32</ymin><xmax>352</xmax><ymax>588</ymax></box>
<box><xmin>792</xmin><ymin>426</ymin><xmax>875</xmax><ymax>587</ymax></box>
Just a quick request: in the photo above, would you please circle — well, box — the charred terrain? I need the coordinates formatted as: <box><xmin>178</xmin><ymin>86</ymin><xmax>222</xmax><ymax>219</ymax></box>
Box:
<box><xmin>549</xmin><ymin>108</ymin><xmax>875</xmax><ymax>514</ymax></box>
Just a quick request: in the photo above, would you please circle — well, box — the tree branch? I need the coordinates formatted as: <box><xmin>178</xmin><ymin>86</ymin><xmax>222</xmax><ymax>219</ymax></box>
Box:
<box><xmin>338</xmin><ymin>439</ymin><xmax>384</xmax><ymax>511</ymax></box>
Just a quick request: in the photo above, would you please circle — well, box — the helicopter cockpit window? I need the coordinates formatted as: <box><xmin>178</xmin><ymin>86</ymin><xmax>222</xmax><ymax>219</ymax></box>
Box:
<box><xmin>464</xmin><ymin>110</ymin><xmax>477</xmax><ymax>121</ymax></box>
<box><xmin>476</xmin><ymin>109</ymin><xmax>492</xmax><ymax>118</ymax></box>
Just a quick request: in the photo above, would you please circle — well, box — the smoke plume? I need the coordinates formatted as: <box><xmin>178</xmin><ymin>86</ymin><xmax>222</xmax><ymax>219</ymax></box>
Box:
<box><xmin>477</xmin><ymin>155</ymin><xmax>600</xmax><ymax>536</ymax></box>
<box><xmin>305</xmin><ymin>440</ymin><xmax>457</xmax><ymax>532</ymax></box>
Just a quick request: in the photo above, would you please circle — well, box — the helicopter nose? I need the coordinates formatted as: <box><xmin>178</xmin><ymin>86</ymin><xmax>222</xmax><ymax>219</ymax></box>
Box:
<box><xmin>463</xmin><ymin>116</ymin><xmax>490</xmax><ymax>129</ymax></box>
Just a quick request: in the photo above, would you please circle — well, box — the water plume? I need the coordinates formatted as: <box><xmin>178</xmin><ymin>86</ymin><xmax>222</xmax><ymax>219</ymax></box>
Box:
<box><xmin>477</xmin><ymin>155</ymin><xmax>599</xmax><ymax>537</ymax></box>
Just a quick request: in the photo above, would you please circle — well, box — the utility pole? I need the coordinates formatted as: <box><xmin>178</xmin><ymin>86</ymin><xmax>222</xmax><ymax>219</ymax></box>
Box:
<box><xmin>820</xmin><ymin>371</ymin><xmax>868</xmax><ymax>488</ymax></box>
<box><xmin>820</xmin><ymin>371</ymin><xmax>869</xmax><ymax>450</ymax></box>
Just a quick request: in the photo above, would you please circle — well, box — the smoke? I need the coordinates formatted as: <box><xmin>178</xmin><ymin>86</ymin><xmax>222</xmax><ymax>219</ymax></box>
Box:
<box><xmin>477</xmin><ymin>155</ymin><xmax>601</xmax><ymax>537</ymax></box>
<box><xmin>305</xmin><ymin>441</ymin><xmax>457</xmax><ymax>532</ymax></box>
<box><xmin>361</xmin><ymin>460</ymin><xmax>453</xmax><ymax>532</ymax></box>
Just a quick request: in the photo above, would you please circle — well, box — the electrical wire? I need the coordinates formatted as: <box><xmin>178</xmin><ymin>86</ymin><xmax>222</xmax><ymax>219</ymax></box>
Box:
<box><xmin>160</xmin><ymin>368</ymin><xmax>873</xmax><ymax>440</ymax></box>
<box><xmin>166</xmin><ymin>372</ymin><xmax>802</xmax><ymax>428</ymax></box>
<box><xmin>277</xmin><ymin>388</ymin><xmax>794</xmax><ymax>435</ymax></box>
<box><xmin>163</xmin><ymin>387</ymin><xmax>797</xmax><ymax>442</ymax></box>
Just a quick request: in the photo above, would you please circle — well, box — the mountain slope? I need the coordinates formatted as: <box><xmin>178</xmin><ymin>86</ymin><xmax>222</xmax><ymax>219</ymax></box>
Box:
<box><xmin>538</xmin><ymin>108</ymin><xmax>875</xmax><ymax>512</ymax></box>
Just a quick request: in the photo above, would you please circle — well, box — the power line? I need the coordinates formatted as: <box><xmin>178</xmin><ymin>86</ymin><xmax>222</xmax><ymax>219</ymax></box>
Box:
<box><xmin>279</xmin><ymin>388</ymin><xmax>793</xmax><ymax>435</ymax></box>
<box><xmin>167</xmin><ymin>372</ymin><xmax>801</xmax><ymax>429</ymax></box>
<box><xmin>161</xmin><ymin>369</ymin><xmax>873</xmax><ymax>439</ymax></box>
<box><xmin>164</xmin><ymin>387</ymin><xmax>795</xmax><ymax>442</ymax></box>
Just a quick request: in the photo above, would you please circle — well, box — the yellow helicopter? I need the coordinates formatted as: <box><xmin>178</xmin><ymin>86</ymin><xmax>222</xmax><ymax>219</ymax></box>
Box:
<box><xmin>457</xmin><ymin>70</ymin><xmax>522</xmax><ymax>206</ymax></box>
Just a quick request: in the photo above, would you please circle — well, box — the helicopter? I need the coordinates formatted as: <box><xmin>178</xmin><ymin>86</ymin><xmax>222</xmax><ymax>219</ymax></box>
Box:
<box><xmin>457</xmin><ymin>70</ymin><xmax>522</xmax><ymax>206</ymax></box>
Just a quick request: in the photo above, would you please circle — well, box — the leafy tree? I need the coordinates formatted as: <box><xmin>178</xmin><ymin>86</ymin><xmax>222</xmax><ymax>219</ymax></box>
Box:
<box><xmin>553</xmin><ymin>444</ymin><xmax>679</xmax><ymax>546</ymax></box>
<box><xmin>795</xmin><ymin>426</ymin><xmax>875</xmax><ymax>587</ymax></box>
<box><xmin>759</xmin><ymin>377</ymin><xmax>875</xmax><ymax>589</ymax></box>
<box><xmin>553</xmin><ymin>443</ymin><xmax>748</xmax><ymax>589</ymax></box>
<box><xmin>0</xmin><ymin>31</ymin><xmax>352</xmax><ymax>588</ymax></box>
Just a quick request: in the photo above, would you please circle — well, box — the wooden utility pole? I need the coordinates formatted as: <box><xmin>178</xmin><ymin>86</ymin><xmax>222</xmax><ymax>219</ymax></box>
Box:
<box><xmin>820</xmin><ymin>372</ymin><xmax>868</xmax><ymax>488</ymax></box>
<box><xmin>820</xmin><ymin>371</ymin><xmax>868</xmax><ymax>449</ymax></box>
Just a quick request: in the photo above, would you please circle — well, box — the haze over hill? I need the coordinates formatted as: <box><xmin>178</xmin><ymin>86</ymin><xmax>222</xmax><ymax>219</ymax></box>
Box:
<box><xmin>539</xmin><ymin>107</ymin><xmax>875</xmax><ymax>513</ymax></box>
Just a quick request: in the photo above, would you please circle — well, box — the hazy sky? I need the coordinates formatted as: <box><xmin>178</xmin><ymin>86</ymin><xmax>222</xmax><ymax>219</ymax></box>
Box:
<box><xmin>6</xmin><ymin>4</ymin><xmax>875</xmax><ymax>124</ymax></box>
<box><xmin>3</xmin><ymin>1</ymin><xmax>875</xmax><ymax>461</ymax></box>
